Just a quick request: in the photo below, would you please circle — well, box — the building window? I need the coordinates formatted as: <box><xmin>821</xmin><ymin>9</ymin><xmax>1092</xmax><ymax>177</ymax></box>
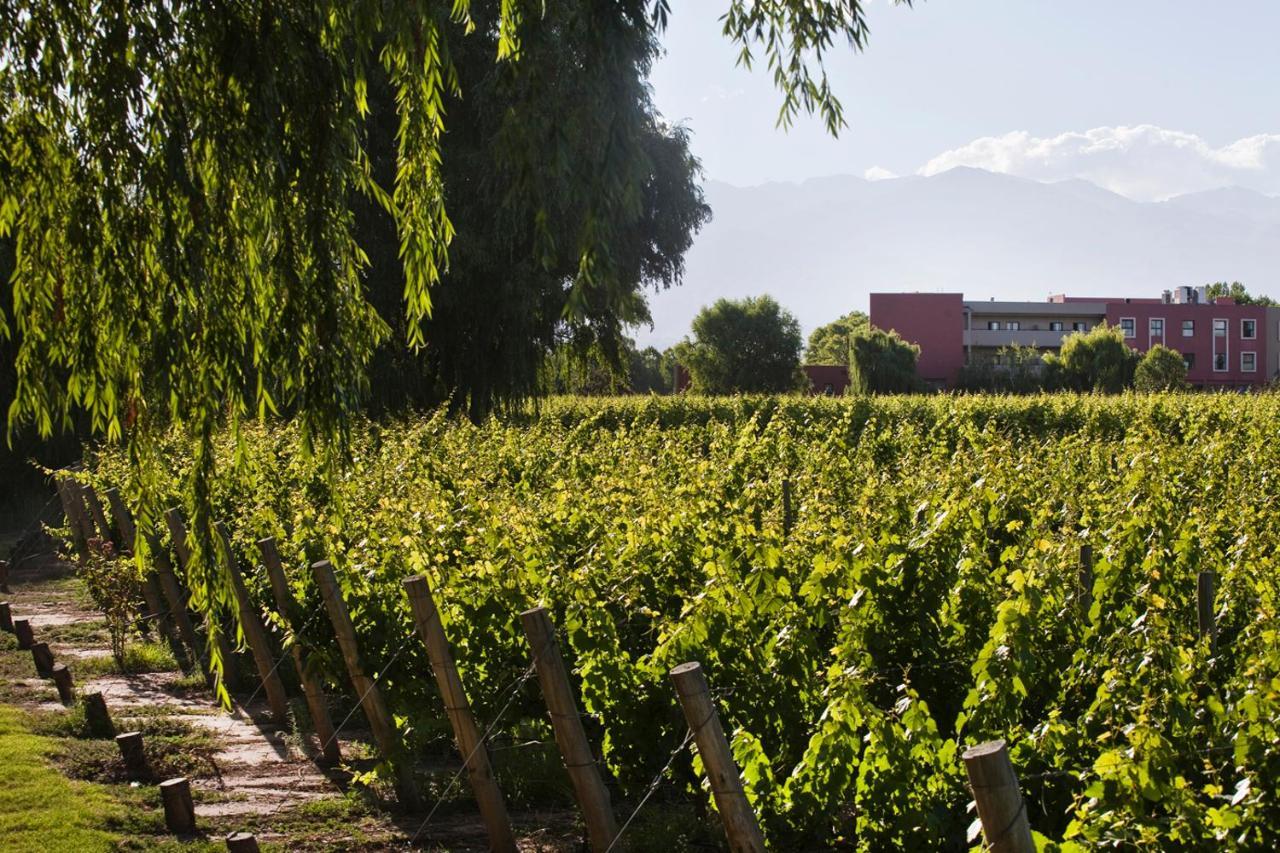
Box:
<box><xmin>1182</xmin><ymin>319</ymin><xmax>1194</xmax><ymax>337</ymax></box>
<box><xmin>1072</xmin><ymin>322</ymin><xmax>1088</xmax><ymax>332</ymax></box>
<box><xmin>987</xmin><ymin>321</ymin><xmax>1000</xmax><ymax>331</ymax></box>
<box><xmin>1149</xmin><ymin>318</ymin><xmax>1164</xmax><ymax>341</ymax></box>
<box><xmin>1241</xmin><ymin>319</ymin><xmax>1257</xmax><ymax>339</ymax></box>
<box><xmin>1007</xmin><ymin>321</ymin><xmax>1021</xmax><ymax>331</ymax></box>
<box><xmin>1214</xmin><ymin>352</ymin><xmax>1228</xmax><ymax>372</ymax></box>
<box><xmin>1183</xmin><ymin>353</ymin><xmax>1195</xmax><ymax>371</ymax></box>
<box><xmin>1049</xmin><ymin>321</ymin><xmax>1063</xmax><ymax>331</ymax></box>
<box><xmin>1214</xmin><ymin>319</ymin><xmax>1227</xmax><ymax>337</ymax></box>
<box><xmin>1120</xmin><ymin>317</ymin><xmax>1136</xmax><ymax>338</ymax></box>
<box><xmin>1241</xmin><ymin>352</ymin><xmax>1257</xmax><ymax>373</ymax></box>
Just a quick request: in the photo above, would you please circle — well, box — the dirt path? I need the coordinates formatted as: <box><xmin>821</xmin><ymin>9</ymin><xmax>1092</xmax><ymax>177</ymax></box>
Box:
<box><xmin>2</xmin><ymin>551</ymin><xmax>584</xmax><ymax>850</ymax></box>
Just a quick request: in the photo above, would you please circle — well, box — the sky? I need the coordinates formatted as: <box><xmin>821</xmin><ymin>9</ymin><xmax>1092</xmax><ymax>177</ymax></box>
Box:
<box><xmin>648</xmin><ymin>1</ymin><xmax>1280</xmax><ymax>200</ymax></box>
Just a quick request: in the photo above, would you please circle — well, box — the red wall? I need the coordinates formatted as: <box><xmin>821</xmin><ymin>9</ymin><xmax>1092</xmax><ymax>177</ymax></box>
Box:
<box><xmin>1104</xmin><ymin>302</ymin><xmax>1268</xmax><ymax>386</ymax></box>
<box><xmin>869</xmin><ymin>293</ymin><xmax>966</xmax><ymax>386</ymax></box>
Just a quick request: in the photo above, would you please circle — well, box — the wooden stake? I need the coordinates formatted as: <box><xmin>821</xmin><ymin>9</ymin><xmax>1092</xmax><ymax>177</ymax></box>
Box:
<box><xmin>217</xmin><ymin>524</ymin><xmax>289</xmax><ymax>724</ymax></box>
<box><xmin>0</xmin><ymin>559</ymin><xmax>9</xmax><ymax>594</ymax></box>
<box><xmin>31</xmin><ymin>641</ymin><xmax>55</xmax><ymax>676</ymax></box>
<box><xmin>962</xmin><ymin>740</ymin><xmax>1034</xmax><ymax>853</ymax></box>
<box><xmin>103</xmin><ymin>488</ymin><xmax>138</xmax><ymax>553</ymax></box>
<box><xmin>1197</xmin><ymin>570</ymin><xmax>1217</xmax><ymax>650</ymax></box>
<box><xmin>311</xmin><ymin>559</ymin><xmax>418</xmax><ymax>808</ymax></box>
<box><xmin>0</xmin><ymin>601</ymin><xmax>12</xmax><ymax>632</ymax></box>
<box><xmin>225</xmin><ymin>832</ymin><xmax>261</xmax><ymax>852</ymax></box>
<box><xmin>163</xmin><ymin>509</ymin><xmax>239</xmax><ymax>688</ymax></box>
<box><xmin>141</xmin><ymin>572</ymin><xmax>187</xmax><ymax>665</ymax></box>
<box><xmin>669</xmin><ymin>662</ymin><xmax>765</xmax><ymax>853</ymax></box>
<box><xmin>403</xmin><ymin>575</ymin><xmax>515</xmax><ymax>851</ymax></box>
<box><xmin>83</xmin><ymin>691</ymin><xmax>116</xmax><ymax>738</ymax></box>
<box><xmin>257</xmin><ymin>537</ymin><xmax>340</xmax><ymax>765</ymax></box>
<box><xmin>56</xmin><ymin>479</ymin><xmax>91</xmax><ymax>558</ymax></box>
<box><xmin>13</xmin><ymin>618</ymin><xmax>34</xmax><ymax>650</ymax></box>
<box><xmin>83</xmin><ymin>485</ymin><xmax>113</xmax><ymax>546</ymax></box>
<box><xmin>160</xmin><ymin>777</ymin><xmax>196</xmax><ymax>834</ymax></box>
<box><xmin>52</xmin><ymin>663</ymin><xmax>75</xmax><ymax>704</ymax></box>
<box><xmin>145</xmin><ymin>531</ymin><xmax>202</xmax><ymax>674</ymax></box>
<box><xmin>520</xmin><ymin>606</ymin><xmax>616</xmax><ymax>852</ymax></box>
<box><xmin>115</xmin><ymin>731</ymin><xmax>149</xmax><ymax>779</ymax></box>
<box><xmin>1078</xmin><ymin>544</ymin><xmax>1094</xmax><ymax>616</ymax></box>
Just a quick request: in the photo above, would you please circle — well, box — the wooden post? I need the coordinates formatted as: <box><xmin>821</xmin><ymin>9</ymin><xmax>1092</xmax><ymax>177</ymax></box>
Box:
<box><xmin>116</xmin><ymin>731</ymin><xmax>149</xmax><ymax>779</ymax></box>
<box><xmin>0</xmin><ymin>601</ymin><xmax>11</xmax><ymax>632</ymax></box>
<box><xmin>31</xmin><ymin>641</ymin><xmax>55</xmax><ymax>676</ymax></box>
<box><xmin>103</xmin><ymin>488</ymin><xmax>138</xmax><ymax>552</ymax></box>
<box><xmin>403</xmin><ymin>575</ymin><xmax>515</xmax><ymax>851</ymax></box>
<box><xmin>83</xmin><ymin>485</ymin><xmax>113</xmax><ymax>546</ymax></box>
<box><xmin>520</xmin><ymin>606</ymin><xmax>616</xmax><ymax>852</ymax></box>
<box><xmin>962</xmin><ymin>740</ymin><xmax>1034</xmax><ymax>853</ymax></box>
<box><xmin>56</xmin><ymin>479</ymin><xmax>91</xmax><ymax>558</ymax></box>
<box><xmin>1078</xmin><ymin>544</ymin><xmax>1094</xmax><ymax>616</ymax></box>
<box><xmin>52</xmin><ymin>663</ymin><xmax>75</xmax><ymax>704</ymax></box>
<box><xmin>145</xmin><ymin>531</ymin><xmax>202</xmax><ymax>674</ymax></box>
<box><xmin>1197</xmin><ymin>570</ymin><xmax>1217</xmax><ymax>650</ymax></box>
<box><xmin>0</xmin><ymin>559</ymin><xmax>9</xmax><ymax>594</ymax></box>
<box><xmin>311</xmin><ymin>559</ymin><xmax>418</xmax><ymax>808</ymax></box>
<box><xmin>163</xmin><ymin>509</ymin><xmax>239</xmax><ymax>688</ymax></box>
<box><xmin>669</xmin><ymin>662</ymin><xmax>765</xmax><ymax>853</ymax></box>
<box><xmin>160</xmin><ymin>777</ymin><xmax>196</xmax><ymax>834</ymax></box>
<box><xmin>217</xmin><ymin>524</ymin><xmax>289</xmax><ymax>724</ymax></box>
<box><xmin>83</xmin><ymin>692</ymin><xmax>116</xmax><ymax>737</ymax></box>
<box><xmin>13</xmin><ymin>618</ymin><xmax>34</xmax><ymax>650</ymax></box>
<box><xmin>257</xmin><ymin>537</ymin><xmax>340</xmax><ymax>765</ymax></box>
<box><xmin>225</xmin><ymin>832</ymin><xmax>261</xmax><ymax>853</ymax></box>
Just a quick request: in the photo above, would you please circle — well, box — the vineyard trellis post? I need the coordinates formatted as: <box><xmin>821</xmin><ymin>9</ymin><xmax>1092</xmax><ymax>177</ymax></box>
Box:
<box><xmin>403</xmin><ymin>574</ymin><xmax>516</xmax><ymax>852</ymax></box>
<box><xmin>56</xmin><ymin>477</ymin><xmax>91</xmax><ymax>558</ymax></box>
<box><xmin>216</xmin><ymin>524</ymin><xmax>290</xmax><ymax>724</ymax></box>
<box><xmin>52</xmin><ymin>662</ymin><xmax>75</xmax><ymax>704</ymax></box>
<box><xmin>107</xmin><ymin>490</ymin><xmax>187</xmax><ymax>663</ymax></box>
<box><xmin>1197</xmin><ymin>570</ymin><xmax>1217</xmax><ymax>650</ymax></box>
<box><xmin>669</xmin><ymin>662</ymin><xmax>766</xmax><ymax>853</ymax></box>
<box><xmin>257</xmin><ymin>537</ymin><xmax>341</xmax><ymax>765</ymax></box>
<box><xmin>115</xmin><ymin>731</ymin><xmax>149</xmax><ymax>779</ymax></box>
<box><xmin>160</xmin><ymin>777</ymin><xmax>196</xmax><ymax>834</ymax></box>
<box><xmin>102</xmin><ymin>488</ymin><xmax>137</xmax><ymax>550</ymax></box>
<box><xmin>144</xmin><ymin>530</ymin><xmax>203</xmax><ymax>676</ymax></box>
<box><xmin>83</xmin><ymin>691</ymin><xmax>116</xmax><ymax>737</ymax></box>
<box><xmin>164</xmin><ymin>508</ymin><xmax>240</xmax><ymax>688</ymax></box>
<box><xmin>0</xmin><ymin>600</ymin><xmax>11</xmax><ymax>632</ymax></box>
<box><xmin>14</xmin><ymin>617</ymin><xmax>34</xmax><ymax>650</ymax></box>
<box><xmin>520</xmin><ymin>606</ymin><xmax>619</xmax><ymax>852</ymax></box>
<box><xmin>83</xmin><ymin>485</ymin><xmax>114</xmax><ymax>546</ymax></box>
<box><xmin>962</xmin><ymin>740</ymin><xmax>1034</xmax><ymax>853</ymax></box>
<box><xmin>311</xmin><ymin>559</ymin><xmax>420</xmax><ymax>808</ymax></box>
<box><xmin>30</xmin><ymin>640</ymin><xmax>54</xmax><ymax>676</ymax></box>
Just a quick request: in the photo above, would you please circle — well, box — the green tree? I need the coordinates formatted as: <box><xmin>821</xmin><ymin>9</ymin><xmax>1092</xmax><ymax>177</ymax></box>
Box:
<box><xmin>675</xmin><ymin>296</ymin><xmax>804</xmax><ymax>394</ymax></box>
<box><xmin>1043</xmin><ymin>323</ymin><xmax>1140</xmax><ymax>393</ymax></box>
<box><xmin>847</xmin><ymin>328</ymin><xmax>923</xmax><ymax>394</ymax></box>
<box><xmin>1203</xmin><ymin>281</ymin><xmax>1279</xmax><ymax>307</ymax></box>
<box><xmin>805</xmin><ymin>310</ymin><xmax>869</xmax><ymax>365</ymax></box>
<box><xmin>1134</xmin><ymin>344</ymin><xmax>1189</xmax><ymax>392</ymax></box>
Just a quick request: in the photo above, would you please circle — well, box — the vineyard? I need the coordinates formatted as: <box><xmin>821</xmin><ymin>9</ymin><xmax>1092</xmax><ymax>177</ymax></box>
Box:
<box><xmin>81</xmin><ymin>395</ymin><xmax>1280</xmax><ymax>850</ymax></box>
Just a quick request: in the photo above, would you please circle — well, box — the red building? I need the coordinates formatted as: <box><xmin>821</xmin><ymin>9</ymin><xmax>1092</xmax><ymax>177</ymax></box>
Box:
<box><xmin>870</xmin><ymin>286</ymin><xmax>1280</xmax><ymax>389</ymax></box>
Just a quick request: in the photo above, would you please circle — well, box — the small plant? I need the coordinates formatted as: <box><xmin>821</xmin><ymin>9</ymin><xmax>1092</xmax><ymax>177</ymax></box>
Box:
<box><xmin>79</xmin><ymin>538</ymin><xmax>143</xmax><ymax>670</ymax></box>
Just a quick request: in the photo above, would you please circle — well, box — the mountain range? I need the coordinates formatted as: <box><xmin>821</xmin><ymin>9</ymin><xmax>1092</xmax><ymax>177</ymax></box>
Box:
<box><xmin>635</xmin><ymin>168</ymin><xmax>1280</xmax><ymax>350</ymax></box>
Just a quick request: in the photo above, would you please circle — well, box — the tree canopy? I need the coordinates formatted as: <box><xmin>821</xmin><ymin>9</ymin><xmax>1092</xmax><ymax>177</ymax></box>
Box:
<box><xmin>675</xmin><ymin>296</ymin><xmax>804</xmax><ymax>394</ymax></box>
<box><xmin>847</xmin><ymin>328</ymin><xmax>923</xmax><ymax>394</ymax></box>
<box><xmin>1044</xmin><ymin>323</ymin><xmax>1139</xmax><ymax>393</ymax></box>
<box><xmin>1203</xmin><ymin>281</ymin><xmax>1279</xmax><ymax>307</ymax></box>
<box><xmin>805</xmin><ymin>310</ymin><xmax>869</xmax><ymax>365</ymax></box>
<box><xmin>1134</xmin><ymin>344</ymin><xmax>1188</xmax><ymax>392</ymax></box>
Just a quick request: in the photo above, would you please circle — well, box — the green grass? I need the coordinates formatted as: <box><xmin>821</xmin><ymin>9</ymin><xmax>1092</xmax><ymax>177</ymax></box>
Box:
<box><xmin>0</xmin><ymin>704</ymin><xmax>123</xmax><ymax>852</ymax></box>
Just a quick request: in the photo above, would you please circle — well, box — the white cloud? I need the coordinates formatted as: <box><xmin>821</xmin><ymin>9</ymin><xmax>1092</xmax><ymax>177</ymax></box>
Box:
<box><xmin>864</xmin><ymin>166</ymin><xmax>897</xmax><ymax>181</ymax></box>
<box><xmin>918</xmin><ymin>125</ymin><xmax>1280</xmax><ymax>201</ymax></box>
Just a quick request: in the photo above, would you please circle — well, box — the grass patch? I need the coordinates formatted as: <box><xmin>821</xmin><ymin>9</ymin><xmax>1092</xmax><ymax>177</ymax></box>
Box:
<box><xmin>0</xmin><ymin>704</ymin><xmax>124</xmax><ymax>852</ymax></box>
<box><xmin>76</xmin><ymin>639</ymin><xmax>180</xmax><ymax>676</ymax></box>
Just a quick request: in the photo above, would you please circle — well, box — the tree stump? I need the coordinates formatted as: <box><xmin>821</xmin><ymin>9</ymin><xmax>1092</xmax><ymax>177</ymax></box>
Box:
<box><xmin>83</xmin><ymin>692</ymin><xmax>116</xmax><ymax>737</ymax></box>
<box><xmin>13</xmin><ymin>618</ymin><xmax>34</xmax><ymax>650</ymax></box>
<box><xmin>31</xmin><ymin>641</ymin><xmax>55</xmax><ymax>676</ymax></box>
<box><xmin>225</xmin><ymin>832</ymin><xmax>261</xmax><ymax>852</ymax></box>
<box><xmin>115</xmin><ymin>731</ymin><xmax>149</xmax><ymax>779</ymax></box>
<box><xmin>160</xmin><ymin>777</ymin><xmax>196</xmax><ymax>834</ymax></box>
<box><xmin>52</xmin><ymin>663</ymin><xmax>75</xmax><ymax>704</ymax></box>
<box><xmin>0</xmin><ymin>601</ymin><xmax>12</xmax><ymax>632</ymax></box>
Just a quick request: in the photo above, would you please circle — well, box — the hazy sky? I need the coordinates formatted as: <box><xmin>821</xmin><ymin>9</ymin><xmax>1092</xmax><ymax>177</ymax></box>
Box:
<box><xmin>649</xmin><ymin>1</ymin><xmax>1280</xmax><ymax>199</ymax></box>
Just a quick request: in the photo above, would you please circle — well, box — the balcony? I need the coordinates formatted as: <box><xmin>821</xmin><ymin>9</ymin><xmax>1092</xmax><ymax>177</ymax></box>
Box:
<box><xmin>964</xmin><ymin>329</ymin><xmax>1072</xmax><ymax>349</ymax></box>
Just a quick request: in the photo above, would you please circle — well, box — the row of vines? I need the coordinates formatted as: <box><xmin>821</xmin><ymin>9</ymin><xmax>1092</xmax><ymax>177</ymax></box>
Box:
<box><xmin>85</xmin><ymin>395</ymin><xmax>1280</xmax><ymax>849</ymax></box>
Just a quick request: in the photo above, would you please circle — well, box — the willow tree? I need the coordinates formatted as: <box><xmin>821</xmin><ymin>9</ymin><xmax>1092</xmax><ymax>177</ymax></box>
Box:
<box><xmin>0</xmin><ymin>1</ymin><xmax>913</xmax><ymax>682</ymax></box>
